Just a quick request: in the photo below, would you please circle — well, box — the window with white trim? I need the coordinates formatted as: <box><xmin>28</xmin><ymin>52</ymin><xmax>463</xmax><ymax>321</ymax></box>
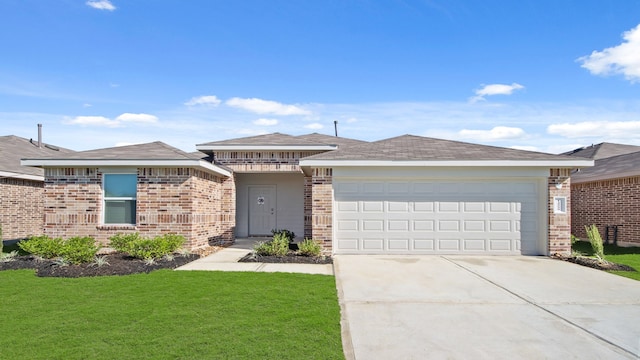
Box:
<box><xmin>103</xmin><ymin>173</ymin><xmax>137</xmax><ymax>224</ymax></box>
<box><xmin>553</xmin><ymin>196</ymin><xmax>567</xmax><ymax>214</ymax></box>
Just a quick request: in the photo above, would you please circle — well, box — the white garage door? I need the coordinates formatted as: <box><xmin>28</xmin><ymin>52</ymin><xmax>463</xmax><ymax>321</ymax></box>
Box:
<box><xmin>333</xmin><ymin>179</ymin><xmax>543</xmax><ymax>255</ymax></box>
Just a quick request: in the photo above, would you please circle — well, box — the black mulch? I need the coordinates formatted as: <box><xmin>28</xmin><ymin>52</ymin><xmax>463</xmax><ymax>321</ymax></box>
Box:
<box><xmin>239</xmin><ymin>252</ymin><xmax>333</xmax><ymax>264</ymax></box>
<box><xmin>553</xmin><ymin>254</ymin><xmax>636</xmax><ymax>272</ymax></box>
<box><xmin>0</xmin><ymin>253</ymin><xmax>200</xmax><ymax>278</ymax></box>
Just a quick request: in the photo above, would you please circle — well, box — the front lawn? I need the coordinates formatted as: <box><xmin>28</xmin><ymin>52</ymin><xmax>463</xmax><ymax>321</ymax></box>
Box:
<box><xmin>0</xmin><ymin>270</ymin><xmax>343</xmax><ymax>359</ymax></box>
<box><xmin>572</xmin><ymin>241</ymin><xmax>640</xmax><ymax>281</ymax></box>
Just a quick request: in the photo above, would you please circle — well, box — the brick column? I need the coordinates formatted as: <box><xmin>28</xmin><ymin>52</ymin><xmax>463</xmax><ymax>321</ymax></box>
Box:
<box><xmin>311</xmin><ymin>168</ymin><xmax>333</xmax><ymax>253</ymax></box>
<box><xmin>548</xmin><ymin>168</ymin><xmax>571</xmax><ymax>255</ymax></box>
<box><xmin>303</xmin><ymin>175</ymin><xmax>312</xmax><ymax>239</ymax></box>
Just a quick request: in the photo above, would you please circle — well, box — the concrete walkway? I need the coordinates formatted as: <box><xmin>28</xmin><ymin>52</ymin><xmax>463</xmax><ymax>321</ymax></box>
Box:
<box><xmin>176</xmin><ymin>238</ymin><xmax>334</xmax><ymax>275</ymax></box>
<box><xmin>335</xmin><ymin>255</ymin><xmax>640</xmax><ymax>360</ymax></box>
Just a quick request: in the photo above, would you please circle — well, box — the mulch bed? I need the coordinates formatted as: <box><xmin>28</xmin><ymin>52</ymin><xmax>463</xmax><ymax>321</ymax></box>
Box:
<box><xmin>239</xmin><ymin>253</ymin><xmax>333</xmax><ymax>264</ymax></box>
<box><xmin>553</xmin><ymin>254</ymin><xmax>636</xmax><ymax>272</ymax></box>
<box><xmin>0</xmin><ymin>253</ymin><xmax>200</xmax><ymax>278</ymax></box>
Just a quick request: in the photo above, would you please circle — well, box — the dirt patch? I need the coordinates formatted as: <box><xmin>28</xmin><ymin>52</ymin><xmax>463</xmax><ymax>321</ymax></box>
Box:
<box><xmin>0</xmin><ymin>253</ymin><xmax>200</xmax><ymax>278</ymax></box>
<box><xmin>239</xmin><ymin>253</ymin><xmax>333</xmax><ymax>264</ymax></box>
<box><xmin>553</xmin><ymin>254</ymin><xmax>636</xmax><ymax>272</ymax></box>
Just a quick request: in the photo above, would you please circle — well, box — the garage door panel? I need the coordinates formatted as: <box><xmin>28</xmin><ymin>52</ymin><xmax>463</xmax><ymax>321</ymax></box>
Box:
<box><xmin>334</xmin><ymin>179</ymin><xmax>541</xmax><ymax>255</ymax></box>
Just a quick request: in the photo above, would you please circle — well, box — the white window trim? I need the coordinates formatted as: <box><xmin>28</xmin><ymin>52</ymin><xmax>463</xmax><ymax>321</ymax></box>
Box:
<box><xmin>102</xmin><ymin>172</ymin><xmax>138</xmax><ymax>225</ymax></box>
<box><xmin>553</xmin><ymin>196</ymin><xmax>567</xmax><ymax>214</ymax></box>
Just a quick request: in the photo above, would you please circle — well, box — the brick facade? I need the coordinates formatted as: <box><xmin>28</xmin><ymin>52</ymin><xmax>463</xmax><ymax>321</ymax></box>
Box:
<box><xmin>214</xmin><ymin>151</ymin><xmax>324</xmax><ymax>172</ymax></box>
<box><xmin>311</xmin><ymin>168</ymin><xmax>333</xmax><ymax>253</ymax></box>
<box><xmin>42</xmin><ymin>167</ymin><xmax>232</xmax><ymax>250</ymax></box>
<box><xmin>548</xmin><ymin>168</ymin><xmax>571</xmax><ymax>255</ymax></box>
<box><xmin>572</xmin><ymin>176</ymin><xmax>640</xmax><ymax>246</ymax></box>
<box><xmin>0</xmin><ymin>178</ymin><xmax>44</xmax><ymax>240</ymax></box>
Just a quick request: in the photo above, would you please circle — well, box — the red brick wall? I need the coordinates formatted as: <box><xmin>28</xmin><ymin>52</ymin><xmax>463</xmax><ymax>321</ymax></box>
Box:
<box><xmin>304</xmin><ymin>175</ymin><xmax>312</xmax><ymax>239</ymax></box>
<box><xmin>0</xmin><ymin>178</ymin><xmax>44</xmax><ymax>240</ymax></box>
<box><xmin>572</xmin><ymin>176</ymin><xmax>640</xmax><ymax>246</ymax></box>
<box><xmin>42</xmin><ymin>167</ymin><xmax>233</xmax><ymax>250</ymax></box>
<box><xmin>549</xmin><ymin>168</ymin><xmax>572</xmax><ymax>255</ymax></box>
<box><xmin>311</xmin><ymin>168</ymin><xmax>333</xmax><ymax>253</ymax></box>
<box><xmin>214</xmin><ymin>151</ymin><xmax>325</xmax><ymax>172</ymax></box>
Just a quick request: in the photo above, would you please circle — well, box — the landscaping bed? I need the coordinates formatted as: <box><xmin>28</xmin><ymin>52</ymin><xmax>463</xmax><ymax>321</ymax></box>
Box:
<box><xmin>239</xmin><ymin>252</ymin><xmax>333</xmax><ymax>264</ymax></box>
<box><xmin>553</xmin><ymin>254</ymin><xmax>635</xmax><ymax>272</ymax></box>
<box><xmin>0</xmin><ymin>253</ymin><xmax>200</xmax><ymax>277</ymax></box>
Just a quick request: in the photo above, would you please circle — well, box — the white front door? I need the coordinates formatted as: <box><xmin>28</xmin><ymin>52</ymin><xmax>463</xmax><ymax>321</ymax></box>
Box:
<box><xmin>248</xmin><ymin>185</ymin><xmax>276</xmax><ymax>236</ymax></box>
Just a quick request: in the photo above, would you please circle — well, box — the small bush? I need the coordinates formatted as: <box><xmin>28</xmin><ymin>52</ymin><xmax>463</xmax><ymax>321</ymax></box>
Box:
<box><xmin>298</xmin><ymin>238</ymin><xmax>322</xmax><ymax>257</ymax></box>
<box><xmin>254</xmin><ymin>234</ymin><xmax>289</xmax><ymax>257</ymax></box>
<box><xmin>271</xmin><ymin>229</ymin><xmax>295</xmax><ymax>243</ymax></box>
<box><xmin>60</xmin><ymin>236</ymin><xmax>101</xmax><ymax>265</ymax></box>
<box><xmin>570</xmin><ymin>234</ymin><xmax>579</xmax><ymax>245</ymax></box>
<box><xmin>109</xmin><ymin>233</ymin><xmax>185</xmax><ymax>260</ymax></box>
<box><xmin>19</xmin><ymin>235</ymin><xmax>64</xmax><ymax>259</ymax></box>
<box><xmin>585</xmin><ymin>224</ymin><xmax>605</xmax><ymax>262</ymax></box>
<box><xmin>0</xmin><ymin>250</ymin><xmax>18</xmax><ymax>263</ymax></box>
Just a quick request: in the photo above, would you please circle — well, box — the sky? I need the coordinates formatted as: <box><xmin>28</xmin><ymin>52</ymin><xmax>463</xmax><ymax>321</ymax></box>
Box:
<box><xmin>1</xmin><ymin>0</ymin><xmax>640</xmax><ymax>153</ymax></box>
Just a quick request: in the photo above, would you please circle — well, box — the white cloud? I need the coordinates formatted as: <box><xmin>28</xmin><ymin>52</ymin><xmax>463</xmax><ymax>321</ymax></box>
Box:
<box><xmin>226</xmin><ymin>97</ymin><xmax>311</xmax><ymax>115</ymax></box>
<box><xmin>65</xmin><ymin>113</ymin><xmax>157</xmax><ymax>128</ymax></box>
<box><xmin>184</xmin><ymin>95</ymin><xmax>221</xmax><ymax>107</ymax></box>
<box><xmin>253</xmin><ymin>118</ymin><xmax>279</xmax><ymax>126</ymax></box>
<box><xmin>457</xmin><ymin>126</ymin><xmax>526</xmax><ymax>141</ymax></box>
<box><xmin>83</xmin><ymin>103</ymin><xmax>92</xmax><ymax>108</ymax></box>
<box><xmin>64</xmin><ymin>116</ymin><xmax>119</xmax><ymax>127</ymax></box>
<box><xmin>115</xmin><ymin>113</ymin><xmax>158</xmax><ymax>123</ymax></box>
<box><xmin>471</xmin><ymin>83</ymin><xmax>524</xmax><ymax>102</ymax></box>
<box><xmin>547</xmin><ymin>120</ymin><xmax>640</xmax><ymax>138</ymax></box>
<box><xmin>304</xmin><ymin>123</ymin><xmax>324</xmax><ymax>130</ymax></box>
<box><xmin>578</xmin><ymin>24</ymin><xmax>640</xmax><ymax>82</ymax></box>
<box><xmin>86</xmin><ymin>0</ymin><xmax>116</xmax><ymax>11</ymax></box>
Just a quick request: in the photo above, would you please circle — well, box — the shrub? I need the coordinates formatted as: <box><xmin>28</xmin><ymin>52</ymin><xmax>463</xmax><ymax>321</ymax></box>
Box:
<box><xmin>109</xmin><ymin>233</ymin><xmax>185</xmax><ymax>260</ymax></box>
<box><xmin>0</xmin><ymin>224</ymin><xmax>3</xmax><ymax>253</ymax></box>
<box><xmin>271</xmin><ymin>229</ymin><xmax>295</xmax><ymax>243</ymax></box>
<box><xmin>60</xmin><ymin>236</ymin><xmax>101</xmax><ymax>265</ymax></box>
<box><xmin>19</xmin><ymin>235</ymin><xmax>64</xmax><ymax>259</ymax></box>
<box><xmin>570</xmin><ymin>234</ymin><xmax>579</xmax><ymax>245</ymax></box>
<box><xmin>585</xmin><ymin>224</ymin><xmax>605</xmax><ymax>262</ymax></box>
<box><xmin>254</xmin><ymin>234</ymin><xmax>289</xmax><ymax>257</ymax></box>
<box><xmin>298</xmin><ymin>238</ymin><xmax>322</xmax><ymax>257</ymax></box>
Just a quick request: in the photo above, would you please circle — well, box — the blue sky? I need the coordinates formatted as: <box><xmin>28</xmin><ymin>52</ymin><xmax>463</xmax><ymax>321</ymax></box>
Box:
<box><xmin>1</xmin><ymin>0</ymin><xmax>640</xmax><ymax>153</ymax></box>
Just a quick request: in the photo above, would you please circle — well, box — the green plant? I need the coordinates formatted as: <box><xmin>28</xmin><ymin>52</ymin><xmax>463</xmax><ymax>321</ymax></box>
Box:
<box><xmin>89</xmin><ymin>256</ymin><xmax>110</xmax><ymax>267</ymax></box>
<box><xmin>0</xmin><ymin>224</ymin><xmax>3</xmax><ymax>253</ymax></box>
<box><xmin>0</xmin><ymin>250</ymin><xmax>18</xmax><ymax>263</ymax></box>
<box><xmin>271</xmin><ymin>229</ymin><xmax>295</xmax><ymax>243</ymax></box>
<box><xmin>570</xmin><ymin>234</ymin><xmax>579</xmax><ymax>245</ymax></box>
<box><xmin>109</xmin><ymin>233</ymin><xmax>186</xmax><ymax>260</ymax></box>
<box><xmin>585</xmin><ymin>224</ymin><xmax>605</xmax><ymax>262</ymax></box>
<box><xmin>298</xmin><ymin>238</ymin><xmax>322</xmax><ymax>257</ymax></box>
<box><xmin>60</xmin><ymin>236</ymin><xmax>101</xmax><ymax>265</ymax></box>
<box><xmin>18</xmin><ymin>235</ymin><xmax>64</xmax><ymax>259</ymax></box>
<box><xmin>253</xmin><ymin>234</ymin><xmax>289</xmax><ymax>257</ymax></box>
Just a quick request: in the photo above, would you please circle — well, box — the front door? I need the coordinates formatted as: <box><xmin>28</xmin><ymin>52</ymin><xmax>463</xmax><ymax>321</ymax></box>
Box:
<box><xmin>248</xmin><ymin>185</ymin><xmax>276</xmax><ymax>236</ymax></box>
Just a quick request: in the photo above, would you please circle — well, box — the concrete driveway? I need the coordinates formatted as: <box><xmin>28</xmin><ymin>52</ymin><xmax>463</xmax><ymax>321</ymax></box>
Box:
<box><xmin>334</xmin><ymin>255</ymin><xmax>640</xmax><ymax>359</ymax></box>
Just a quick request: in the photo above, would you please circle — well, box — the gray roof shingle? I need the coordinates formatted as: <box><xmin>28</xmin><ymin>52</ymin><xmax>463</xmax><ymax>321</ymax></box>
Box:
<box><xmin>301</xmin><ymin>134</ymin><xmax>580</xmax><ymax>161</ymax></box>
<box><xmin>0</xmin><ymin>135</ymin><xmax>73</xmax><ymax>178</ymax></box>
<box><xmin>296</xmin><ymin>133</ymin><xmax>368</xmax><ymax>148</ymax></box>
<box><xmin>572</xmin><ymin>150</ymin><xmax>640</xmax><ymax>183</ymax></box>
<box><xmin>25</xmin><ymin>141</ymin><xmax>201</xmax><ymax>161</ymax></box>
<box><xmin>563</xmin><ymin>142</ymin><xmax>640</xmax><ymax>160</ymax></box>
<box><xmin>197</xmin><ymin>133</ymin><xmax>326</xmax><ymax>147</ymax></box>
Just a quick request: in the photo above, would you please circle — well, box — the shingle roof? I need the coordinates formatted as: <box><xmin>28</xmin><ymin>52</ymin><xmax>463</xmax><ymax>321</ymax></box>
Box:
<box><xmin>301</xmin><ymin>134</ymin><xmax>580</xmax><ymax>161</ymax></box>
<box><xmin>0</xmin><ymin>135</ymin><xmax>73</xmax><ymax>179</ymax></box>
<box><xmin>571</xmin><ymin>151</ymin><xmax>640</xmax><ymax>183</ymax></box>
<box><xmin>296</xmin><ymin>133</ymin><xmax>367</xmax><ymax>148</ymax></box>
<box><xmin>197</xmin><ymin>133</ymin><xmax>325</xmax><ymax>147</ymax></box>
<box><xmin>26</xmin><ymin>141</ymin><xmax>202</xmax><ymax>161</ymax></box>
<box><xmin>563</xmin><ymin>142</ymin><xmax>640</xmax><ymax>160</ymax></box>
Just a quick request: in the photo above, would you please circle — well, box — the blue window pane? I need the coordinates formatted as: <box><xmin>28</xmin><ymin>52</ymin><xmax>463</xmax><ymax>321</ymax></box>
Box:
<box><xmin>104</xmin><ymin>174</ymin><xmax>137</xmax><ymax>198</ymax></box>
<box><xmin>104</xmin><ymin>200</ymin><xmax>136</xmax><ymax>224</ymax></box>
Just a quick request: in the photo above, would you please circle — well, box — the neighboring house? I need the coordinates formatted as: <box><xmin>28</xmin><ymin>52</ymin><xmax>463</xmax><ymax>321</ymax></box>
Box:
<box><xmin>565</xmin><ymin>142</ymin><xmax>640</xmax><ymax>246</ymax></box>
<box><xmin>0</xmin><ymin>135</ymin><xmax>73</xmax><ymax>241</ymax></box>
<box><xmin>23</xmin><ymin>133</ymin><xmax>591</xmax><ymax>255</ymax></box>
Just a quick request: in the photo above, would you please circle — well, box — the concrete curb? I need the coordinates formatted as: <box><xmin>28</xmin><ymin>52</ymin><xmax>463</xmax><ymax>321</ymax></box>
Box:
<box><xmin>333</xmin><ymin>256</ymin><xmax>356</xmax><ymax>360</ymax></box>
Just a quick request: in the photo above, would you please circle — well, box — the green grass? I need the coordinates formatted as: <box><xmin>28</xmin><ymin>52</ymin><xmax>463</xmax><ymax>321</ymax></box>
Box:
<box><xmin>0</xmin><ymin>270</ymin><xmax>343</xmax><ymax>359</ymax></box>
<box><xmin>573</xmin><ymin>240</ymin><xmax>640</xmax><ymax>281</ymax></box>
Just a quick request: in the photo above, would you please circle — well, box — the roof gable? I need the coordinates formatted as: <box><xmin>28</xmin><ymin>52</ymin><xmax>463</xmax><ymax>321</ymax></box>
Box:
<box><xmin>572</xmin><ymin>150</ymin><xmax>640</xmax><ymax>183</ymax></box>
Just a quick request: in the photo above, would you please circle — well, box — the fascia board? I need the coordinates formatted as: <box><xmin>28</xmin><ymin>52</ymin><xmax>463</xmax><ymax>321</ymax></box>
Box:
<box><xmin>0</xmin><ymin>170</ymin><xmax>43</xmax><ymax>181</ymax></box>
<box><xmin>299</xmin><ymin>159</ymin><xmax>595</xmax><ymax>167</ymax></box>
<box><xmin>21</xmin><ymin>159</ymin><xmax>232</xmax><ymax>178</ymax></box>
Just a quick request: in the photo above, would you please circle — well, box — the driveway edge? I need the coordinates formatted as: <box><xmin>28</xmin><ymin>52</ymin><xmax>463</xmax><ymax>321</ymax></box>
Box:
<box><xmin>333</xmin><ymin>258</ymin><xmax>356</xmax><ymax>360</ymax></box>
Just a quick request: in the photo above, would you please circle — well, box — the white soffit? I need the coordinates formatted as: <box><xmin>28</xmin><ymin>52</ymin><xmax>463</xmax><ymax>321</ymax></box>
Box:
<box><xmin>299</xmin><ymin>159</ymin><xmax>594</xmax><ymax>168</ymax></box>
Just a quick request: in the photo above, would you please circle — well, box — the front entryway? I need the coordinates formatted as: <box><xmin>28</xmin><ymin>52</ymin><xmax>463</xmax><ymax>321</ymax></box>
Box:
<box><xmin>248</xmin><ymin>185</ymin><xmax>276</xmax><ymax>236</ymax></box>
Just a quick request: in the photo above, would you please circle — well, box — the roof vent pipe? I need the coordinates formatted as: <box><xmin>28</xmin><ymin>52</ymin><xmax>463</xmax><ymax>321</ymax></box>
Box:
<box><xmin>38</xmin><ymin>123</ymin><xmax>42</xmax><ymax>148</ymax></box>
<box><xmin>334</xmin><ymin>120</ymin><xmax>338</xmax><ymax>137</ymax></box>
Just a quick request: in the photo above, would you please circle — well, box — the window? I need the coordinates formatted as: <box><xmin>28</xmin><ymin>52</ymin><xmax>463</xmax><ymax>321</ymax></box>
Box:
<box><xmin>553</xmin><ymin>196</ymin><xmax>567</xmax><ymax>214</ymax></box>
<box><xmin>103</xmin><ymin>174</ymin><xmax>137</xmax><ymax>224</ymax></box>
